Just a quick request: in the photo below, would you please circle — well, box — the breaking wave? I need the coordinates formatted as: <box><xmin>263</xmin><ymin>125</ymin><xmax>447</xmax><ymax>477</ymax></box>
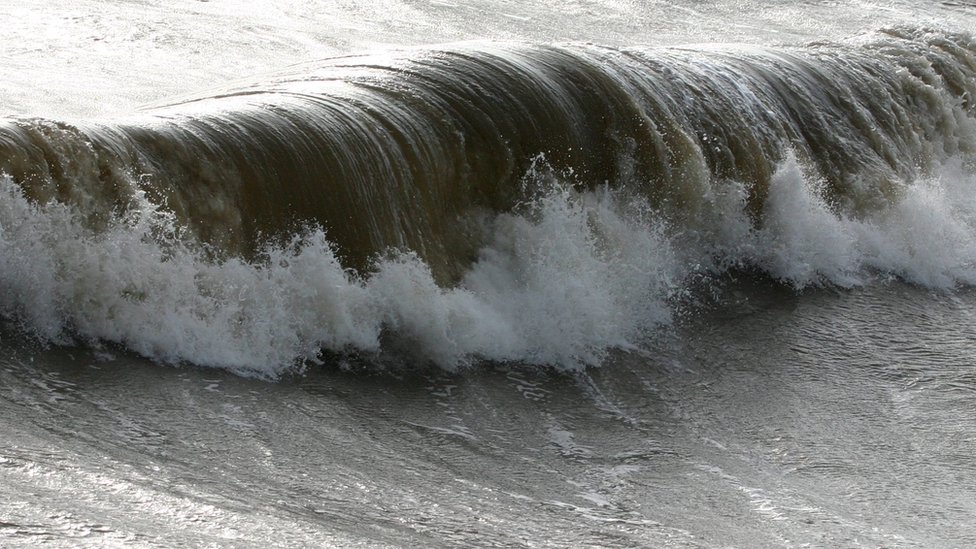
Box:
<box><xmin>2</xmin><ymin>26</ymin><xmax>976</xmax><ymax>376</ymax></box>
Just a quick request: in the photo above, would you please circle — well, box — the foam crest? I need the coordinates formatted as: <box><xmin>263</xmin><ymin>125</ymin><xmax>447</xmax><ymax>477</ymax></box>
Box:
<box><xmin>461</xmin><ymin>183</ymin><xmax>678</xmax><ymax>366</ymax></box>
<box><xmin>710</xmin><ymin>156</ymin><xmax>976</xmax><ymax>290</ymax></box>
<box><xmin>5</xmin><ymin>152</ymin><xmax>976</xmax><ymax>376</ymax></box>
<box><xmin>0</xmin><ymin>174</ymin><xmax>679</xmax><ymax>377</ymax></box>
<box><xmin>756</xmin><ymin>159</ymin><xmax>862</xmax><ymax>287</ymax></box>
<box><xmin>854</xmin><ymin>160</ymin><xmax>976</xmax><ymax>288</ymax></box>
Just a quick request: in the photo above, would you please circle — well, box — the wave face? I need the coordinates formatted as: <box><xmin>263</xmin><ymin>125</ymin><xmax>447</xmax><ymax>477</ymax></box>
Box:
<box><xmin>2</xmin><ymin>27</ymin><xmax>976</xmax><ymax>376</ymax></box>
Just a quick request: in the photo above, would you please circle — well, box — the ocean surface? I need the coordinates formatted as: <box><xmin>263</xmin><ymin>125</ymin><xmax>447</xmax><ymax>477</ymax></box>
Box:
<box><xmin>3</xmin><ymin>1</ymin><xmax>976</xmax><ymax>547</ymax></box>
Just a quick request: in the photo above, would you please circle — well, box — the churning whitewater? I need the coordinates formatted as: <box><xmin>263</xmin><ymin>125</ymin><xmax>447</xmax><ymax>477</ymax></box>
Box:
<box><xmin>3</xmin><ymin>27</ymin><xmax>976</xmax><ymax>376</ymax></box>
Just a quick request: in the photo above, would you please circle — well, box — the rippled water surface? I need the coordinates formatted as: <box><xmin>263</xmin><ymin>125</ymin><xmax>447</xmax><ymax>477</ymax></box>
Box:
<box><xmin>3</xmin><ymin>282</ymin><xmax>976</xmax><ymax>547</ymax></box>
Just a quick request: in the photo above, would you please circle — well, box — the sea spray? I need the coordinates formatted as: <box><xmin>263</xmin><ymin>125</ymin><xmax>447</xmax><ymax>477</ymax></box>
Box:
<box><xmin>6</xmin><ymin>150</ymin><xmax>976</xmax><ymax>376</ymax></box>
<box><xmin>0</xmin><ymin>172</ymin><xmax>679</xmax><ymax>377</ymax></box>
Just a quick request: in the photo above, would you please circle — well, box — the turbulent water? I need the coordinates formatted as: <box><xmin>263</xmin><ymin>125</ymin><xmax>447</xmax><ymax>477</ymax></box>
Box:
<box><xmin>3</xmin><ymin>1</ymin><xmax>976</xmax><ymax>547</ymax></box>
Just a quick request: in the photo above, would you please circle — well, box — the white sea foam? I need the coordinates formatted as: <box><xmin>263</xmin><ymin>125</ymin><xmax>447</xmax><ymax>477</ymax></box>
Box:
<box><xmin>3</xmin><ymin>156</ymin><xmax>976</xmax><ymax>377</ymax></box>
<box><xmin>754</xmin><ymin>160</ymin><xmax>862</xmax><ymax>287</ymax></box>
<box><xmin>0</xmin><ymin>173</ymin><xmax>678</xmax><ymax>377</ymax></box>
<box><xmin>749</xmin><ymin>157</ymin><xmax>976</xmax><ymax>290</ymax></box>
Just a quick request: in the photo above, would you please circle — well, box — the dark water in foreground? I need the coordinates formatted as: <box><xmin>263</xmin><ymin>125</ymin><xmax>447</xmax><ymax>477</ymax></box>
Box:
<box><xmin>3</xmin><ymin>280</ymin><xmax>974</xmax><ymax>548</ymax></box>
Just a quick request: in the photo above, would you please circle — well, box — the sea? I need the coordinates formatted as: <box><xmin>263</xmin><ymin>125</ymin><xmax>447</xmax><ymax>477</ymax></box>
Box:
<box><xmin>2</xmin><ymin>1</ymin><xmax>976</xmax><ymax>547</ymax></box>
